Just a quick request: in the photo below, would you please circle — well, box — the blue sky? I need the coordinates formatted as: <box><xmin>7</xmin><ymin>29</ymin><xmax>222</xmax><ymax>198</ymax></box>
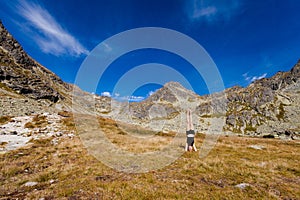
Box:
<box><xmin>1</xmin><ymin>0</ymin><xmax>300</xmax><ymax>101</ymax></box>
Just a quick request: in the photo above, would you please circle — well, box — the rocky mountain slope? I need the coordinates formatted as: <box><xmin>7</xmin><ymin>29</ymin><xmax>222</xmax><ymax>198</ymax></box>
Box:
<box><xmin>223</xmin><ymin>61</ymin><xmax>300</xmax><ymax>137</ymax></box>
<box><xmin>105</xmin><ymin>61</ymin><xmax>300</xmax><ymax>138</ymax></box>
<box><xmin>109</xmin><ymin>60</ymin><xmax>300</xmax><ymax>139</ymax></box>
<box><xmin>0</xmin><ymin>20</ymin><xmax>72</xmax><ymax>117</ymax></box>
<box><xmin>0</xmin><ymin>21</ymin><xmax>68</xmax><ymax>103</ymax></box>
<box><xmin>0</xmin><ymin>21</ymin><xmax>102</xmax><ymax>116</ymax></box>
<box><xmin>0</xmin><ymin>20</ymin><xmax>299</xmax><ymax>139</ymax></box>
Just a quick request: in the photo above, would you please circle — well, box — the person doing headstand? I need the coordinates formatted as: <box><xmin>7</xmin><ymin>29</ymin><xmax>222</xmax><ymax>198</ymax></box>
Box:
<box><xmin>185</xmin><ymin>109</ymin><xmax>197</xmax><ymax>152</ymax></box>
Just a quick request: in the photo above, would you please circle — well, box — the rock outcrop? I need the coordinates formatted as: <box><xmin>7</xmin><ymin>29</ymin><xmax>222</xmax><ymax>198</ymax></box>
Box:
<box><xmin>0</xmin><ymin>21</ymin><xmax>68</xmax><ymax>103</ymax></box>
<box><xmin>222</xmin><ymin>60</ymin><xmax>300</xmax><ymax>137</ymax></box>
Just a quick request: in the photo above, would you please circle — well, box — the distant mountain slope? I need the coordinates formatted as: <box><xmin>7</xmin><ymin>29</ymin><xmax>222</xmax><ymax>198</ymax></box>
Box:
<box><xmin>222</xmin><ymin>60</ymin><xmax>300</xmax><ymax>136</ymax></box>
<box><xmin>123</xmin><ymin>61</ymin><xmax>300</xmax><ymax>137</ymax></box>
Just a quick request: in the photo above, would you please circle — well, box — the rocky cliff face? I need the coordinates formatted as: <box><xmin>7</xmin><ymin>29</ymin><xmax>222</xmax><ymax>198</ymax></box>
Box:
<box><xmin>187</xmin><ymin>60</ymin><xmax>300</xmax><ymax>138</ymax></box>
<box><xmin>0</xmin><ymin>21</ymin><xmax>69</xmax><ymax>103</ymax></box>
<box><xmin>223</xmin><ymin>60</ymin><xmax>300</xmax><ymax>137</ymax></box>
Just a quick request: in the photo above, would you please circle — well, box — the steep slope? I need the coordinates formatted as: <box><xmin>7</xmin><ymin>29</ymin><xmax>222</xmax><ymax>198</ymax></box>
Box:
<box><xmin>0</xmin><ymin>21</ymin><xmax>98</xmax><ymax>116</ymax></box>
<box><xmin>0</xmin><ymin>21</ymin><xmax>69</xmax><ymax>103</ymax></box>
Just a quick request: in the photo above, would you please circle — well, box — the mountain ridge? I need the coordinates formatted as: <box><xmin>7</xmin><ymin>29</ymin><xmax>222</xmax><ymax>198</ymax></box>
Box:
<box><xmin>0</xmin><ymin>21</ymin><xmax>300</xmax><ymax>139</ymax></box>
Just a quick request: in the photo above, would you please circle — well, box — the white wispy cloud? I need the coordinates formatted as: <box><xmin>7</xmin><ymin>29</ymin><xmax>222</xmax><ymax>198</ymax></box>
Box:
<box><xmin>242</xmin><ymin>72</ymin><xmax>251</xmax><ymax>81</ymax></box>
<box><xmin>122</xmin><ymin>90</ymin><xmax>158</xmax><ymax>102</ymax></box>
<box><xmin>250</xmin><ymin>73</ymin><xmax>267</xmax><ymax>82</ymax></box>
<box><xmin>243</xmin><ymin>72</ymin><xmax>267</xmax><ymax>83</ymax></box>
<box><xmin>112</xmin><ymin>95</ymin><xmax>145</xmax><ymax>102</ymax></box>
<box><xmin>192</xmin><ymin>6</ymin><xmax>217</xmax><ymax>19</ymax></box>
<box><xmin>102</xmin><ymin>90</ymin><xmax>158</xmax><ymax>102</ymax></box>
<box><xmin>101</xmin><ymin>92</ymin><xmax>112</xmax><ymax>97</ymax></box>
<box><xmin>15</xmin><ymin>1</ymin><xmax>88</xmax><ymax>56</ymax></box>
<box><xmin>188</xmin><ymin>0</ymin><xmax>242</xmax><ymax>22</ymax></box>
<box><xmin>128</xmin><ymin>96</ymin><xmax>145</xmax><ymax>102</ymax></box>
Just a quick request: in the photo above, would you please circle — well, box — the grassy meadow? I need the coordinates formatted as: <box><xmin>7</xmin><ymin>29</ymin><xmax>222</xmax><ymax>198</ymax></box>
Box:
<box><xmin>0</xmin><ymin>115</ymin><xmax>299</xmax><ymax>199</ymax></box>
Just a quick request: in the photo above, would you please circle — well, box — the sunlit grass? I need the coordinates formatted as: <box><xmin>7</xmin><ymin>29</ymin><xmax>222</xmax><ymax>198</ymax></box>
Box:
<box><xmin>0</xmin><ymin>115</ymin><xmax>299</xmax><ymax>199</ymax></box>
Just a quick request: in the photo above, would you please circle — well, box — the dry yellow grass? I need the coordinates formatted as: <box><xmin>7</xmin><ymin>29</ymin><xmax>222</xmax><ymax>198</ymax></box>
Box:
<box><xmin>0</xmin><ymin>115</ymin><xmax>299</xmax><ymax>199</ymax></box>
<box><xmin>99</xmin><ymin>117</ymin><xmax>176</xmax><ymax>153</ymax></box>
<box><xmin>24</xmin><ymin>114</ymin><xmax>48</xmax><ymax>129</ymax></box>
<box><xmin>0</xmin><ymin>116</ymin><xmax>12</xmax><ymax>125</ymax></box>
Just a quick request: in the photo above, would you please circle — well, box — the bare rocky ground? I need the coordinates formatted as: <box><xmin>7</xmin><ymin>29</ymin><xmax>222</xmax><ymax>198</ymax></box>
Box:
<box><xmin>0</xmin><ymin>111</ymin><xmax>74</xmax><ymax>154</ymax></box>
<box><xmin>0</xmin><ymin>84</ymin><xmax>73</xmax><ymax>153</ymax></box>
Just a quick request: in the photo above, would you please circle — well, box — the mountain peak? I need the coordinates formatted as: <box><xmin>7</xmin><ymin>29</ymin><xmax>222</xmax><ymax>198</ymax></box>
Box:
<box><xmin>163</xmin><ymin>81</ymin><xmax>185</xmax><ymax>89</ymax></box>
<box><xmin>143</xmin><ymin>81</ymin><xmax>199</xmax><ymax>105</ymax></box>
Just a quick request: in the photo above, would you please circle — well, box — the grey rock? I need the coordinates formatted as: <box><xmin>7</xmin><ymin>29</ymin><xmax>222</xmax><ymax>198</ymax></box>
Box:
<box><xmin>49</xmin><ymin>179</ymin><xmax>55</xmax><ymax>184</ymax></box>
<box><xmin>235</xmin><ymin>183</ymin><xmax>250</xmax><ymax>189</ymax></box>
<box><xmin>249</xmin><ymin>145</ymin><xmax>265</xmax><ymax>150</ymax></box>
<box><xmin>24</xmin><ymin>181</ymin><xmax>38</xmax><ymax>187</ymax></box>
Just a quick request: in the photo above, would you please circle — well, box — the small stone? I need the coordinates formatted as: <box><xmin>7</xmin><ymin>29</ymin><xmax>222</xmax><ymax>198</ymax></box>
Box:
<box><xmin>47</xmin><ymin>132</ymin><xmax>54</xmax><ymax>137</ymax></box>
<box><xmin>13</xmin><ymin>43</ymin><xmax>20</xmax><ymax>48</ymax></box>
<box><xmin>10</xmin><ymin>131</ymin><xmax>18</xmax><ymax>135</ymax></box>
<box><xmin>24</xmin><ymin>181</ymin><xmax>38</xmax><ymax>187</ymax></box>
<box><xmin>55</xmin><ymin>132</ymin><xmax>62</xmax><ymax>137</ymax></box>
<box><xmin>235</xmin><ymin>183</ymin><xmax>250</xmax><ymax>189</ymax></box>
<box><xmin>51</xmin><ymin>138</ymin><xmax>59</xmax><ymax>145</ymax></box>
<box><xmin>42</xmin><ymin>112</ymin><xmax>50</xmax><ymax>116</ymax></box>
<box><xmin>249</xmin><ymin>145</ymin><xmax>264</xmax><ymax>150</ymax></box>
<box><xmin>258</xmin><ymin>162</ymin><xmax>267</xmax><ymax>167</ymax></box>
<box><xmin>49</xmin><ymin>179</ymin><xmax>55</xmax><ymax>184</ymax></box>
